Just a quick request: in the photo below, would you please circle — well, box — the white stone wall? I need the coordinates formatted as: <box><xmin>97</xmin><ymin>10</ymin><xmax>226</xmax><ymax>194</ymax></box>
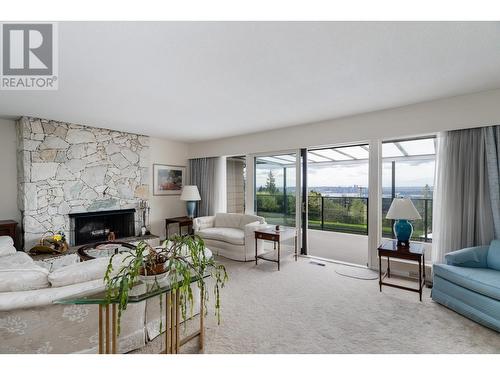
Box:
<box><xmin>17</xmin><ymin>117</ymin><xmax>150</xmax><ymax>250</ymax></box>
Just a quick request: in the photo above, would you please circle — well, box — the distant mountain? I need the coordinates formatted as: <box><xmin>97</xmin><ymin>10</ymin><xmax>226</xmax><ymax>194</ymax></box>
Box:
<box><xmin>257</xmin><ymin>185</ymin><xmax>433</xmax><ymax>199</ymax></box>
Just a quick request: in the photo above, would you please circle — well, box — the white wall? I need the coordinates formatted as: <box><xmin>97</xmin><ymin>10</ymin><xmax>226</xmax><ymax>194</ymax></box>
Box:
<box><xmin>0</xmin><ymin>118</ymin><xmax>20</xmax><ymax>221</ymax></box>
<box><xmin>189</xmin><ymin>88</ymin><xmax>500</xmax><ymax>158</ymax></box>
<box><xmin>149</xmin><ymin>137</ymin><xmax>189</xmax><ymax>239</ymax></box>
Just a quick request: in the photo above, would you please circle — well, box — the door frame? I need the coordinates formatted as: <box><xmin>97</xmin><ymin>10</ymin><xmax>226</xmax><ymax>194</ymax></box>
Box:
<box><xmin>249</xmin><ymin>149</ymin><xmax>303</xmax><ymax>250</ymax></box>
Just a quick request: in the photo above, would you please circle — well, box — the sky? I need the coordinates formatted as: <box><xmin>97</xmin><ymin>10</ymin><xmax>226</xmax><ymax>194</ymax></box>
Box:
<box><xmin>255</xmin><ymin>159</ymin><xmax>435</xmax><ymax>189</ymax></box>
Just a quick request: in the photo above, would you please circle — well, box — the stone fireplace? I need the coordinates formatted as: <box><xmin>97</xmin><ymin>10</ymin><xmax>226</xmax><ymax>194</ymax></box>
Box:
<box><xmin>16</xmin><ymin>117</ymin><xmax>150</xmax><ymax>250</ymax></box>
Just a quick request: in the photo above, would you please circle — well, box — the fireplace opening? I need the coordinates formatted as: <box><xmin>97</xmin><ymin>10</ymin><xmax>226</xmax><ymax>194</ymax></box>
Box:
<box><xmin>69</xmin><ymin>209</ymin><xmax>136</xmax><ymax>246</ymax></box>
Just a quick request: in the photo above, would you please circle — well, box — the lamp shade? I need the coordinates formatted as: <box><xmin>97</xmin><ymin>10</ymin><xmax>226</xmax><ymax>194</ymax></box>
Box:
<box><xmin>180</xmin><ymin>185</ymin><xmax>201</xmax><ymax>201</ymax></box>
<box><xmin>386</xmin><ymin>197</ymin><xmax>422</xmax><ymax>220</ymax></box>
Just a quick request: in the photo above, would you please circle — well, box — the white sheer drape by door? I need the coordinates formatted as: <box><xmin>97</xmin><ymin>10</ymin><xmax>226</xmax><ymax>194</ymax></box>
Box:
<box><xmin>432</xmin><ymin>127</ymin><xmax>496</xmax><ymax>264</ymax></box>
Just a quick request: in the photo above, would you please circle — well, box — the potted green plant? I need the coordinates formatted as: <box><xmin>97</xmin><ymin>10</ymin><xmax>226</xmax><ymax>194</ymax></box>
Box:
<box><xmin>104</xmin><ymin>234</ymin><xmax>228</xmax><ymax>334</ymax></box>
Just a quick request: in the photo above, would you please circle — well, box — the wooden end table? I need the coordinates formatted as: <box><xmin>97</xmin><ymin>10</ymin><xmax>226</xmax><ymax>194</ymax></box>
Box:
<box><xmin>378</xmin><ymin>239</ymin><xmax>426</xmax><ymax>301</ymax></box>
<box><xmin>254</xmin><ymin>227</ymin><xmax>298</xmax><ymax>271</ymax></box>
<box><xmin>165</xmin><ymin>216</ymin><xmax>193</xmax><ymax>238</ymax></box>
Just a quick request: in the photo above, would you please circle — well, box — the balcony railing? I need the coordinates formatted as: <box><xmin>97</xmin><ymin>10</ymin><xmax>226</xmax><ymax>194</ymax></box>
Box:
<box><xmin>255</xmin><ymin>193</ymin><xmax>433</xmax><ymax>242</ymax></box>
<box><xmin>307</xmin><ymin>196</ymin><xmax>369</xmax><ymax>235</ymax></box>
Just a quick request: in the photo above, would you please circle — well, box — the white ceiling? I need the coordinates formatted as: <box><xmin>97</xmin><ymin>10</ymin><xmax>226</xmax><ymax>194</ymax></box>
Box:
<box><xmin>1</xmin><ymin>21</ymin><xmax>500</xmax><ymax>142</ymax></box>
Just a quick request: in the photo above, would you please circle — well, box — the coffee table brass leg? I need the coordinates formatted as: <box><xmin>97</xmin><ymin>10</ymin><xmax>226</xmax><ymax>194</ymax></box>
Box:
<box><xmin>112</xmin><ymin>304</ymin><xmax>117</xmax><ymax>354</ymax></box>
<box><xmin>165</xmin><ymin>292</ymin><xmax>171</xmax><ymax>354</ymax></box>
<box><xmin>176</xmin><ymin>290</ymin><xmax>180</xmax><ymax>353</ymax></box>
<box><xmin>200</xmin><ymin>285</ymin><xmax>205</xmax><ymax>351</ymax></box>
<box><xmin>105</xmin><ymin>304</ymin><xmax>110</xmax><ymax>354</ymax></box>
<box><xmin>171</xmin><ymin>290</ymin><xmax>176</xmax><ymax>353</ymax></box>
<box><xmin>98</xmin><ymin>305</ymin><xmax>103</xmax><ymax>354</ymax></box>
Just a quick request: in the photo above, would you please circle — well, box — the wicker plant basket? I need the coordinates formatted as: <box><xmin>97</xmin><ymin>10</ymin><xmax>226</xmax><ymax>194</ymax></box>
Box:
<box><xmin>29</xmin><ymin>231</ymin><xmax>69</xmax><ymax>254</ymax></box>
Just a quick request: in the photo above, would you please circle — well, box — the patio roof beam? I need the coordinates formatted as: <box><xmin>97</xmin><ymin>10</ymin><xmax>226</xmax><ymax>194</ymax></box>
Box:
<box><xmin>308</xmin><ymin>150</ymin><xmax>336</xmax><ymax>162</ymax></box>
<box><xmin>257</xmin><ymin>153</ymin><xmax>435</xmax><ymax>168</ymax></box>
<box><xmin>332</xmin><ymin>148</ymin><xmax>357</xmax><ymax>160</ymax></box>
<box><xmin>270</xmin><ymin>155</ymin><xmax>296</xmax><ymax>164</ymax></box>
<box><xmin>393</xmin><ymin>142</ymin><xmax>409</xmax><ymax>156</ymax></box>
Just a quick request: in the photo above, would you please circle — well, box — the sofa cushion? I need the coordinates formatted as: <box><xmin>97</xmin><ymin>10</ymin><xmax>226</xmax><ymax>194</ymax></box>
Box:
<box><xmin>49</xmin><ymin>253</ymin><xmax>128</xmax><ymax>287</ymax></box>
<box><xmin>0</xmin><ymin>252</ymin><xmax>49</xmax><ymax>292</ymax></box>
<box><xmin>214</xmin><ymin>213</ymin><xmax>265</xmax><ymax>230</ymax></box>
<box><xmin>0</xmin><ymin>236</ymin><xmax>14</xmax><ymax>247</ymax></box>
<box><xmin>487</xmin><ymin>239</ymin><xmax>500</xmax><ymax>271</ymax></box>
<box><xmin>214</xmin><ymin>213</ymin><xmax>243</xmax><ymax>229</ymax></box>
<box><xmin>197</xmin><ymin>227</ymin><xmax>245</xmax><ymax>245</ymax></box>
<box><xmin>0</xmin><ymin>236</ymin><xmax>16</xmax><ymax>257</ymax></box>
<box><xmin>433</xmin><ymin>263</ymin><xmax>500</xmax><ymax>301</ymax></box>
<box><xmin>0</xmin><ymin>251</ymin><xmax>33</xmax><ymax>268</ymax></box>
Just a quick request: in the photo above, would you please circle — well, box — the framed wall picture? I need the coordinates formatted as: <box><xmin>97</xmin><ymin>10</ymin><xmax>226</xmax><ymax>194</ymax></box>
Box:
<box><xmin>153</xmin><ymin>164</ymin><xmax>186</xmax><ymax>195</ymax></box>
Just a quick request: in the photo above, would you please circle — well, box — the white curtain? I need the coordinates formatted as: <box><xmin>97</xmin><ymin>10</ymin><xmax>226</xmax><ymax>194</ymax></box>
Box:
<box><xmin>485</xmin><ymin>126</ymin><xmax>500</xmax><ymax>239</ymax></box>
<box><xmin>189</xmin><ymin>156</ymin><xmax>227</xmax><ymax>217</ymax></box>
<box><xmin>189</xmin><ymin>157</ymin><xmax>216</xmax><ymax>217</ymax></box>
<box><xmin>432</xmin><ymin>126</ymin><xmax>497</xmax><ymax>263</ymax></box>
<box><xmin>214</xmin><ymin>156</ymin><xmax>227</xmax><ymax>214</ymax></box>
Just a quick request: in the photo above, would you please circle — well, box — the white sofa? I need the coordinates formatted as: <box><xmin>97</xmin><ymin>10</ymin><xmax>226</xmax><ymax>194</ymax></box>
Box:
<box><xmin>193</xmin><ymin>213</ymin><xmax>267</xmax><ymax>261</ymax></box>
<box><xmin>0</xmin><ymin>236</ymin><xmax>201</xmax><ymax>354</ymax></box>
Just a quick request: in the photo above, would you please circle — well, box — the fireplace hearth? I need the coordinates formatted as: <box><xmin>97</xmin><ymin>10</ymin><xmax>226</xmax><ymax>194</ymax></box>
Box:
<box><xmin>69</xmin><ymin>209</ymin><xmax>136</xmax><ymax>246</ymax></box>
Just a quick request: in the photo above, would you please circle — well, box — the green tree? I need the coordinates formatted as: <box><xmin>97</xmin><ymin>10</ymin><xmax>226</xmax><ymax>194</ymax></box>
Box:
<box><xmin>308</xmin><ymin>191</ymin><xmax>322</xmax><ymax>221</ymax></box>
<box><xmin>350</xmin><ymin>198</ymin><xmax>367</xmax><ymax>224</ymax></box>
<box><xmin>265</xmin><ymin>170</ymin><xmax>278</xmax><ymax>194</ymax></box>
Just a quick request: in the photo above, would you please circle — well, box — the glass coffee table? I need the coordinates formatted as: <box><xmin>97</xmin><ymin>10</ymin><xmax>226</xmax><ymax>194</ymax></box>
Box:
<box><xmin>55</xmin><ymin>273</ymin><xmax>208</xmax><ymax>354</ymax></box>
<box><xmin>77</xmin><ymin>241</ymin><xmax>136</xmax><ymax>261</ymax></box>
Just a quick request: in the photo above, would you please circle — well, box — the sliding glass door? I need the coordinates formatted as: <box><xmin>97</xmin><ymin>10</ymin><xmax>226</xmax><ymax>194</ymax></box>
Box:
<box><xmin>254</xmin><ymin>152</ymin><xmax>299</xmax><ymax>228</ymax></box>
<box><xmin>305</xmin><ymin>144</ymin><xmax>370</xmax><ymax>266</ymax></box>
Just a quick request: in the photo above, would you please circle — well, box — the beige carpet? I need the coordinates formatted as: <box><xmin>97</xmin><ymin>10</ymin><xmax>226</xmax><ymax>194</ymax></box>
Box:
<box><xmin>135</xmin><ymin>255</ymin><xmax>500</xmax><ymax>354</ymax></box>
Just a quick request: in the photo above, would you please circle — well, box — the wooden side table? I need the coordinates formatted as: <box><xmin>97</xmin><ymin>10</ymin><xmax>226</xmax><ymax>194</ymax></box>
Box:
<box><xmin>165</xmin><ymin>216</ymin><xmax>193</xmax><ymax>238</ymax></box>
<box><xmin>378</xmin><ymin>239</ymin><xmax>426</xmax><ymax>301</ymax></box>
<box><xmin>0</xmin><ymin>220</ymin><xmax>17</xmax><ymax>249</ymax></box>
<box><xmin>254</xmin><ymin>227</ymin><xmax>298</xmax><ymax>271</ymax></box>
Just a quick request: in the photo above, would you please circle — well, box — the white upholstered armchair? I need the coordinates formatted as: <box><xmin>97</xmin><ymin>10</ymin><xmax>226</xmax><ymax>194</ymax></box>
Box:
<box><xmin>193</xmin><ymin>213</ymin><xmax>267</xmax><ymax>261</ymax></box>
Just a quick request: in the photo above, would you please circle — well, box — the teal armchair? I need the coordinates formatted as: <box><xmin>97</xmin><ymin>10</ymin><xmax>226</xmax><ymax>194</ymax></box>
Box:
<box><xmin>432</xmin><ymin>240</ymin><xmax>500</xmax><ymax>332</ymax></box>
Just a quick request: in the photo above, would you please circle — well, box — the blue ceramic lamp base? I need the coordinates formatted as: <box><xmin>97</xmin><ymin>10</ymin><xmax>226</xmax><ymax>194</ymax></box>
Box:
<box><xmin>393</xmin><ymin>219</ymin><xmax>413</xmax><ymax>248</ymax></box>
<box><xmin>186</xmin><ymin>201</ymin><xmax>197</xmax><ymax>218</ymax></box>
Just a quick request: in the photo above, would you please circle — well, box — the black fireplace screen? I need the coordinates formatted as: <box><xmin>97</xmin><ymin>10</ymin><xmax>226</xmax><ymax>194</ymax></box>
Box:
<box><xmin>69</xmin><ymin>209</ymin><xmax>135</xmax><ymax>245</ymax></box>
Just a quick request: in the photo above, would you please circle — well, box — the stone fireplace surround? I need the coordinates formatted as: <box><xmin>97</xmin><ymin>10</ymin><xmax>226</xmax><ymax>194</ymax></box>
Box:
<box><xmin>17</xmin><ymin>117</ymin><xmax>150</xmax><ymax>250</ymax></box>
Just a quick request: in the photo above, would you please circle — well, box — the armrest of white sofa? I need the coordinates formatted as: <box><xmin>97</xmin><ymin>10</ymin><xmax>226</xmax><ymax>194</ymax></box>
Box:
<box><xmin>193</xmin><ymin>216</ymin><xmax>215</xmax><ymax>232</ymax></box>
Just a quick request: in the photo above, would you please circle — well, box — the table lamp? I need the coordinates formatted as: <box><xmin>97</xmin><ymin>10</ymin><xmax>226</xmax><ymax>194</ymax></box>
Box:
<box><xmin>180</xmin><ymin>185</ymin><xmax>201</xmax><ymax>218</ymax></box>
<box><xmin>386</xmin><ymin>197</ymin><xmax>422</xmax><ymax>248</ymax></box>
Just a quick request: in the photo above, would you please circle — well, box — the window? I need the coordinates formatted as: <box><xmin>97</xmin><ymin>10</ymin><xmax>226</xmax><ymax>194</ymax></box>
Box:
<box><xmin>307</xmin><ymin>145</ymin><xmax>369</xmax><ymax>235</ymax></box>
<box><xmin>382</xmin><ymin>137</ymin><xmax>436</xmax><ymax>242</ymax></box>
<box><xmin>255</xmin><ymin>153</ymin><xmax>297</xmax><ymax>226</ymax></box>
